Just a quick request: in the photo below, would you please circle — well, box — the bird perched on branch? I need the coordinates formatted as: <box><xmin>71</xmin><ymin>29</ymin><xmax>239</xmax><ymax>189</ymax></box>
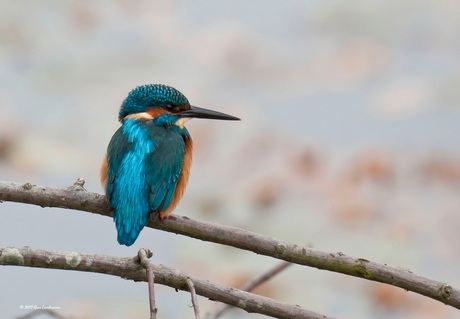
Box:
<box><xmin>101</xmin><ymin>84</ymin><xmax>240</xmax><ymax>246</ymax></box>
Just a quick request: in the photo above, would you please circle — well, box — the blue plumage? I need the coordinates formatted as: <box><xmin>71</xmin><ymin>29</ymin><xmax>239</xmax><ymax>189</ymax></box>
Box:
<box><xmin>106</xmin><ymin>115</ymin><xmax>189</xmax><ymax>246</ymax></box>
<box><xmin>107</xmin><ymin>120</ymin><xmax>156</xmax><ymax>246</ymax></box>
<box><xmin>146</xmin><ymin>116</ymin><xmax>190</xmax><ymax>213</ymax></box>
<box><xmin>102</xmin><ymin>84</ymin><xmax>239</xmax><ymax>246</ymax></box>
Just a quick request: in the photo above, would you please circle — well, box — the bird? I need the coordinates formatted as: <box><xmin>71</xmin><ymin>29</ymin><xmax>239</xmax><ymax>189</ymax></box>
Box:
<box><xmin>100</xmin><ymin>84</ymin><xmax>240</xmax><ymax>246</ymax></box>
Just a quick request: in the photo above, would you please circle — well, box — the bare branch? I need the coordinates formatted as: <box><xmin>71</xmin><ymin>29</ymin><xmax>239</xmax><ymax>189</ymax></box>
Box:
<box><xmin>213</xmin><ymin>261</ymin><xmax>292</xmax><ymax>319</ymax></box>
<box><xmin>137</xmin><ymin>249</ymin><xmax>157</xmax><ymax>319</ymax></box>
<box><xmin>1</xmin><ymin>180</ymin><xmax>459</xmax><ymax>310</ymax></box>
<box><xmin>16</xmin><ymin>309</ymin><xmax>68</xmax><ymax>319</ymax></box>
<box><xmin>0</xmin><ymin>246</ymin><xmax>330</xmax><ymax>319</ymax></box>
<box><xmin>186</xmin><ymin>278</ymin><xmax>200</xmax><ymax>319</ymax></box>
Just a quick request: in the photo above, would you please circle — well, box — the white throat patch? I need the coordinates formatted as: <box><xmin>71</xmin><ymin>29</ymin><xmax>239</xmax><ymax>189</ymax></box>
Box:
<box><xmin>175</xmin><ymin>117</ymin><xmax>191</xmax><ymax>129</ymax></box>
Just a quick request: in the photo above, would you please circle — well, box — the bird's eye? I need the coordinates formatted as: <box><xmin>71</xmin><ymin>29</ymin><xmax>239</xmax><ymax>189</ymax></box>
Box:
<box><xmin>165</xmin><ymin>104</ymin><xmax>180</xmax><ymax>113</ymax></box>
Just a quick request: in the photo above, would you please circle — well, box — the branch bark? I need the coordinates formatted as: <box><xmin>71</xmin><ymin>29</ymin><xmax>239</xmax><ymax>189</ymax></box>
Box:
<box><xmin>1</xmin><ymin>180</ymin><xmax>459</xmax><ymax>310</ymax></box>
<box><xmin>0</xmin><ymin>246</ymin><xmax>328</xmax><ymax>319</ymax></box>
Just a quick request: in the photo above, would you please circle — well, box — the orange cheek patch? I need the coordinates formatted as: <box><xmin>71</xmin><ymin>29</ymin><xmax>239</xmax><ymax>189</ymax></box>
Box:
<box><xmin>147</xmin><ymin>107</ymin><xmax>171</xmax><ymax>118</ymax></box>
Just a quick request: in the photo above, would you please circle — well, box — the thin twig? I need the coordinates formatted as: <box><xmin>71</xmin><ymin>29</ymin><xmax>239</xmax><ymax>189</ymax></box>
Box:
<box><xmin>243</xmin><ymin>261</ymin><xmax>292</xmax><ymax>292</ymax></box>
<box><xmin>186</xmin><ymin>278</ymin><xmax>201</xmax><ymax>319</ymax></box>
<box><xmin>213</xmin><ymin>261</ymin><xmax>292</xmax><ymax>318</ymax></box>
<box><xmin>137</xmin><ymin>248</ymin><xmax>157</xmax><ymax>319</ymax></box>
<box><xmin>0</xmin><ymin>246</ymin><xmax>326</xmax><ymax>319</ymax></box>
<box><xmin>0</xmin><ymin>180</ymin><xmax>459</xmax><ymax>310</ymax></box>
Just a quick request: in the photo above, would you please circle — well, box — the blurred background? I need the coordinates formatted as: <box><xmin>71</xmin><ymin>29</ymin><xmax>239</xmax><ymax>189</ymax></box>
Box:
<box><xmin>1</xmin><ymin>1</ymin><xmax>460</xmax><ymax>318</ymax></box>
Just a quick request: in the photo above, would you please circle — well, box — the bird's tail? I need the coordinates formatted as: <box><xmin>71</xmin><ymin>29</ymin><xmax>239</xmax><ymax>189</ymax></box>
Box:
<box><xmin>114</xmin><ymin>208</ymin><xmax>152</xmax><ymax>246</ymax></box>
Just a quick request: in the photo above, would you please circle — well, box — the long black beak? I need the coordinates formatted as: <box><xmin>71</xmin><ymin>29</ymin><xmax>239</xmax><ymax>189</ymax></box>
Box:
<box><xmin>179</xmin><ymin>106</ymin><xmax>240</xmax><ymax>121</ymax></box>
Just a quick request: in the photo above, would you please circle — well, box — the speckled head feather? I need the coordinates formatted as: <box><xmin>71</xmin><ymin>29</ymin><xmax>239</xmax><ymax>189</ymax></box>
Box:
<box><xmin>118</xmin><ymin>84</ymin><xmax>190</xmax><ymax>122</ymax></box>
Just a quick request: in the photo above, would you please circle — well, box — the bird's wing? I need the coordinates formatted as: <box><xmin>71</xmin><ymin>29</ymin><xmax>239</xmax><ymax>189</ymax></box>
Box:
<box><xmin>106</xmin><ymin>123</ymin><xmax>156</xmax><ymax>246</ymax></box>
<box><xmin>105</xmin><ymin>126</ymin><xmax>131</xmax><ymax>202</ymax></box>
<box><xmin>145</xmin><ymin>131</ymin><xmax>186</xmax><ymax>219</ymax></box>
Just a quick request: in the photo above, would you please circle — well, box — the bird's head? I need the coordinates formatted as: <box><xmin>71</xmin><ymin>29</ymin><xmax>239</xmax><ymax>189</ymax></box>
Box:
<box><xmin>119</xmin><ymin>84</ymin><xmax>240</xmax><ymax>125</ymax></box>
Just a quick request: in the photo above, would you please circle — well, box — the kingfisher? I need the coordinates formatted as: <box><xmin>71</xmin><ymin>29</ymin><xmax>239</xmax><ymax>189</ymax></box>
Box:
<box><xmin>100</xmin><ymin>84</ymin><xmax>239</xmax><ymax>246</ymax></box>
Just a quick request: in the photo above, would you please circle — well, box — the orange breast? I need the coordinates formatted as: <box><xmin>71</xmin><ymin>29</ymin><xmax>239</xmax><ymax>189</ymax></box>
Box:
<box><xmin>100</xmin><ymin>154</ymin><xmax>109</xmax><ymax>191</ymax></box>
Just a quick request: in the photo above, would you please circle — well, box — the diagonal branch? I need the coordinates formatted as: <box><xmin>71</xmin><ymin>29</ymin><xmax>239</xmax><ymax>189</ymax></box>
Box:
<box><xmin>0</xmin><ymin>246</ymin><xmax>328</xmax><ymax>319</ymax></box>
<box><xmin>240</xmin><ymin>261</ymin><xmax>293</xmax><ymax>294</ymax></box>
<box><xmin>1</xmin><ymin>180</ymin><xmax>460</xmax><ymax>310</ymax></box>
<box><xmin>213</xmin><ymin>261</ymin><xmax>292</xmax><ymax>319</ymax></box>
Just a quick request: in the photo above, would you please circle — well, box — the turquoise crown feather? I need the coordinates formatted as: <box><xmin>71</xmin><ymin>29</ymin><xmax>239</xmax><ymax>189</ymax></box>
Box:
<box><xmin>118</xmin><ymin>84</ymin><xmax>190</xmax><ymax>121</ymax></box>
